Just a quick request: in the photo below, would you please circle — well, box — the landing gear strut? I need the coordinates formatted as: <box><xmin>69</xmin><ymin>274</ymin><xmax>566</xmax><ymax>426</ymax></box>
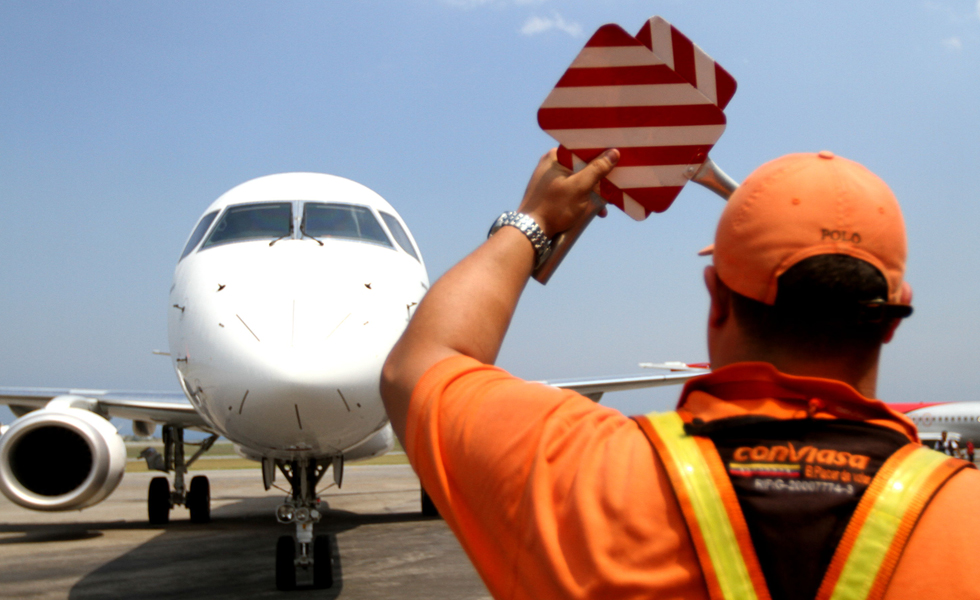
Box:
<box><xmin>272</xmin><ymin>457</ymin><xmax>336</xmax><ymax>590</ymax></box>
<box><xmin>141</xmin><ymin>426</ymin><xmax>218</xmax><ymax>525</ymax></box>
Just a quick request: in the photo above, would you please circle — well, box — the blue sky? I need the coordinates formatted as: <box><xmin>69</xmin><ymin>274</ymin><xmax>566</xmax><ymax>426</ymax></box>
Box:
<box><xmin>2</xmin><ymin>1</ymin><xmax>979</xmax><ymax>429</ymax></box>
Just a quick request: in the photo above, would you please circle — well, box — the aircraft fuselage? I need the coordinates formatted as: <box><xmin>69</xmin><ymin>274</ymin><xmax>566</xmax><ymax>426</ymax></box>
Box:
<box><xmin>167</xmin><ymin>173</ymin><xmax>428</xmax><ymax>461</ymax></box>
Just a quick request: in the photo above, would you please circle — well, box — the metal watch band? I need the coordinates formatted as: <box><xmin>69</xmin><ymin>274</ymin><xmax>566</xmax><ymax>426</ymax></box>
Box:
<box><xmin>488</xmin><ymin>211</ymin><xmax>552</xmax><ymax>267</ymax></box>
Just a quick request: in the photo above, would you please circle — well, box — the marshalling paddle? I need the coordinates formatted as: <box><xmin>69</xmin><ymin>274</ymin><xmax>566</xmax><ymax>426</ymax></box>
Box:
<box><xmin>533</xmin><ymin>16</ymin><xmax>739</xmax><ymax>284</ymax></box>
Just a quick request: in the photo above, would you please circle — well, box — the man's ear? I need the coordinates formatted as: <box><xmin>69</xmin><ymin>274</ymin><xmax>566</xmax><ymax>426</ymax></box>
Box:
<box><xmin>882</xmin><ymin>281</ymin><xmax>913</xmax><ymax>344</ymax></box>
<box><xmin>704</xmin><ymin>266</ymin><xmax>731</xmax><ymax>329</ymax></box>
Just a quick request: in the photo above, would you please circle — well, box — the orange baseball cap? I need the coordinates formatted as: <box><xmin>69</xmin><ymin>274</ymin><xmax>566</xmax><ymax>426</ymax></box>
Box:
<box><xmin>700</xmin><ymin>151</ymin><xmax>909</xmax><ymax>309</ymax></box>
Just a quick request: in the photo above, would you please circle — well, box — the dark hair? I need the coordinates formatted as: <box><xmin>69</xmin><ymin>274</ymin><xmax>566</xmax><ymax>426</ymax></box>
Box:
<box><xmin>730</xmin><ymin>254</ymin><xmax>899</xmax><ymax>356</ymax></box>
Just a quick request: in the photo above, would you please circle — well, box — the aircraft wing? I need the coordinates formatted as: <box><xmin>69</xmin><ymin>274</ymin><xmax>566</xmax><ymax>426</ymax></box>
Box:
<box><xmin>0</xmin><ymin>387</ymin><xmax>210</xmax><ymax>431</ymax></box>
<box><xmin>543</xmin><ymin>371</ymin><xmax>701</xmax><ymax>402</ymax></box>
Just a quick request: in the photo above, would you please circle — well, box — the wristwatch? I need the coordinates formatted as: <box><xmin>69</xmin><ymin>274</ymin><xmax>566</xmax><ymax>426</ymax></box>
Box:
<box><xmin>488</xmin><ymin>211</ymin><xmax>552</xmax><ymax>268</ymax></box>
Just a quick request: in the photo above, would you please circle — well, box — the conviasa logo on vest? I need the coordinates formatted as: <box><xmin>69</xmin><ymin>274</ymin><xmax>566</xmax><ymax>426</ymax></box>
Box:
<box><xmin>728</xmin><ymin>444</ymin><xmax>873</xmax><ymax>485</ymax></box>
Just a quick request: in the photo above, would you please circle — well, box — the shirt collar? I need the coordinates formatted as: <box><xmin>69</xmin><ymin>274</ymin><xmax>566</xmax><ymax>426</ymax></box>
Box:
<box><xmin>675</xmin><ymin>362</ymin><xmax>918</xmax><ymax>442</ymax></box>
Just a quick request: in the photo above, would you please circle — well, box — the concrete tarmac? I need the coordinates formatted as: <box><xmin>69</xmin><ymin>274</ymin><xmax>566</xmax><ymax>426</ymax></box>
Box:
<box><xmin>0</xmin><ymin>465</ymin><xmax>490</xmax><ymax>599</ymax></box>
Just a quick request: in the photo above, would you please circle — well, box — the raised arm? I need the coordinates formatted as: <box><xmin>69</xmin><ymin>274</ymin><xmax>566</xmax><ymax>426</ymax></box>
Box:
<box><xmin>380</xmin><ymin>148</ymin><xmax>619</xmax><ymax>441</ymax></box>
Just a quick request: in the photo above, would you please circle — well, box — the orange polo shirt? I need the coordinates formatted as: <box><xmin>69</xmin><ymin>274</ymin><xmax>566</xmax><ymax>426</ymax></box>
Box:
<box><xmin>404</xmin><ymin>356</ymin><xmax>980</xmax><ymax>600</ymax></box>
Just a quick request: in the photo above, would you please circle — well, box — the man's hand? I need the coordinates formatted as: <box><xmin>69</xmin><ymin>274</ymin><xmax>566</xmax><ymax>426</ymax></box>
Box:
<box><xmin>381</xmin><ymin>147</ymin><xmax>620</xmax><ymax>443</ymax></box>
<box><xmin>518</xmin><ymin>148</ymin><xmax>620</xmax><ymax>238</ymax></box>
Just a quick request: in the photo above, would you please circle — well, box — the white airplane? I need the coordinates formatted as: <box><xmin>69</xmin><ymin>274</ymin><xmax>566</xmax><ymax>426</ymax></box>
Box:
<box><xmin>891</xmin><ymin>402</ymin><xmax>980</xmax><ymax>447</ymax></box>
<box><xmin>0</xmin><ymin>172</ymin><xmax>699</xmax><ymax>591</ymax></box>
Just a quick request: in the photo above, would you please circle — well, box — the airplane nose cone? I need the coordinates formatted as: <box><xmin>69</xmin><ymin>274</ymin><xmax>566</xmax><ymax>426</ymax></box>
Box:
<box><xmin>210</xmin><ymin>243</ymin><xmax>415</xmax><ymax>353</ymax></box>
<box><xmin>199</xmin><ymin>318</ymin><xmax>392</xmax><ymax>455</ymax></box>
<box><xmin>230</xmin><ymin>284</ymin><xmax>406</xmax><ymax>371</ymax></box>
<box><xmin>224</xmin><ymin>277</ymin><xmax>403</xmax><ymax>430</ymax></box>
<box><xmin>171</xmin><ymin>242</ymin><xmax>424</xmax><ymax>455</ymax></box>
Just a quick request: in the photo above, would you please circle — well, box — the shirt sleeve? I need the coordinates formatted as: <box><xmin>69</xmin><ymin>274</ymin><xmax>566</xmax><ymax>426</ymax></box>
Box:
<box><xmin>404</xmin><ymin>355</ymin><xmax>706</xmax><ymax>600</ymax></box>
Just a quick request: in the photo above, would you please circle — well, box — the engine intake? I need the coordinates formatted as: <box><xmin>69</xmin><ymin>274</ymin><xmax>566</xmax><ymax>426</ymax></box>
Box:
<box><xmin>0</xmin><ymin>399</ymin><xmax>127</xmax><ymax>511</ymax></box>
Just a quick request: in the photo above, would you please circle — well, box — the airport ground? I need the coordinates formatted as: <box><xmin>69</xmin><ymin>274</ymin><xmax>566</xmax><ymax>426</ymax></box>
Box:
<box><xmin>0</xmin><ymin>458</ymin><xmax>491</xmax><ymax>599</ymax></box>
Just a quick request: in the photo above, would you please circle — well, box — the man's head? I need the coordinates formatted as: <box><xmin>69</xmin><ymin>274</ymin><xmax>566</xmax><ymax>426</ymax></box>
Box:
<box><xmin>701</xmin><ymin>152</ymin><xmax>913</xmax><ymax>380</ymax></box>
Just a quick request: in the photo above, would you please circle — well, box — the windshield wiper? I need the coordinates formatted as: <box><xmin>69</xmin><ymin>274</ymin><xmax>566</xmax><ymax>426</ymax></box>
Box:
<box><xmin>268</xmin><ymin>226</ymin><xmax>293</xmax><ymax>246</ymax></box>
<box><xmin>300</xmin><ymin>226</ymin><xmax>324</xmax><ymax>246</ymax></box>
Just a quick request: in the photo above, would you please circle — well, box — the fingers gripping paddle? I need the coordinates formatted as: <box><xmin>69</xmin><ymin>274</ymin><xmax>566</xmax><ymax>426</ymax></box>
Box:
<box><xmin>533</xmin><ymin>17</ymin><xmax>739</xmax><ymax>284</ymax></box>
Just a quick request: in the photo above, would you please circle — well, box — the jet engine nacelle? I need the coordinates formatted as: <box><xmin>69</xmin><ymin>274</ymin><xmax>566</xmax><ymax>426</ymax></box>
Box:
<box><xmin>0</xmin><ymin>396</ymin><xmax>127</xmax><ymax>511</ymax></box>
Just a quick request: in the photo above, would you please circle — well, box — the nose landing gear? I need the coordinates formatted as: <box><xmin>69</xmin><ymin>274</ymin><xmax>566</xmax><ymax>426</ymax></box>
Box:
<box><xmin>272</xmin><ymin>458</ymin><xmax>336</xmax><ymax>591</ymax></box>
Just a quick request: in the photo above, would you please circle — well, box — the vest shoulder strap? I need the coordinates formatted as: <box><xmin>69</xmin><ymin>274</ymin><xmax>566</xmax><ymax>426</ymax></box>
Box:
<box><xmin>634</xmin><ymin>411</ymin><xmax>974</xmax><ymax>600</ymax></box>
<box><xmin>634</xmin><ymin>411</ymin><xmax>772</xmax><ymax>600</ymax></box>
<box><xmin>815</xmin><ymin>443</ymin><xmax>973</xmax><ymax>600</ymax></box>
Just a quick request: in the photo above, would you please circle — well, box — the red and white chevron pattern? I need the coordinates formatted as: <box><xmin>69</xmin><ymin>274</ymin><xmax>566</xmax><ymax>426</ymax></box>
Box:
<box><xmin>538</xmin><ymin>17</ymin><xmax>736</xmax><ymax>220</ymax></box>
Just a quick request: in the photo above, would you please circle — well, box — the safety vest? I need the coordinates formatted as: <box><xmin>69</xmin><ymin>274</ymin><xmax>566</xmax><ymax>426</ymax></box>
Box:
<box><xmin>634</xmin><ymin>411</ymin><xmax>974</xmax><ymax>600</ymax></box>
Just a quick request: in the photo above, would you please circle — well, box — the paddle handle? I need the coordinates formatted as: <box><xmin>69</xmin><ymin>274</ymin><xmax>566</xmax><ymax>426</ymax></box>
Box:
<box><xmin>689</xmin><ymin>157</ymin><xmax>738</xmax><ymax>200</ymax></box>
<box><xmin>532</xmin><ymin>191</ymin><xmax>606</xmax><ymax>284</ymax></box>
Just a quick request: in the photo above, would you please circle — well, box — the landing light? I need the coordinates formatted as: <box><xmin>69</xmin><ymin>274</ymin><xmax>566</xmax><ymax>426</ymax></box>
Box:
<box><xmin>276</xmin><ymin>504</ymin><xmax>295</xmax><ymax>523</ymax></box>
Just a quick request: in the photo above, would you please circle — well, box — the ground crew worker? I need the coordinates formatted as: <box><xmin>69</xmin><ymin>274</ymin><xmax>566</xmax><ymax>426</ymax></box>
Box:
<box><xmin>941</xmin><ymin>431</ymin><xmax>960</xmax><ymax>457</ymax></box>
<box><xmin>380</xmin><ymin>149</ymin><xmax>980</xmax><ymax>600</ymax></box>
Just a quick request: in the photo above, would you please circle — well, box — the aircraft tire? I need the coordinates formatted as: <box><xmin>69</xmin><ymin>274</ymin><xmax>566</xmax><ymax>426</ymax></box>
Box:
<box><xmin>275</xmin><ymin>536</ymin><xmax>296</xmax><ymax>591</ymax></box>
<box><xmin>148</xmin><ymin>477</ymin><xmax>170</xmax><ymax>525</ymax></box>
<box><xmin>421</xmin><ymin>487</ymin><xmax>440</xmax><ymax>518</ymax></box>
<box><xmin>313</xmin><ymin>535</ymin><xmax>334</xmax><ymax>589</ymax></box>
<box><xmin>188</xmin><ymin>475</ymin><xmax>211</xmax><ymax>523</ymax></box>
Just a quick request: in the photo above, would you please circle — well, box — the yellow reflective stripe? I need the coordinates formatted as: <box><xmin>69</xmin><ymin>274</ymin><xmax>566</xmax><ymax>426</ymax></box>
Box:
<box><xmin>648</xmin><ymin>412</ymin><xmax>759</xmax><ymax>600</ymax></box>
<box><xmin>828</xmin><ymin>447</ymin><xmax>949</xmax><ymax>600</ymax></box>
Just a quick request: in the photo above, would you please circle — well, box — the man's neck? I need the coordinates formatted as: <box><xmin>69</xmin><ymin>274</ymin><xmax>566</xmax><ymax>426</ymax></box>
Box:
<box><xmin>705</xmin><ymin>291</ymin><xmax>885</xmax><ymax>399</ymax></box>
<box><xmin>765</xmin><ymin>355</ymin><xmax>879</xmax><ymax>399</ymax></box>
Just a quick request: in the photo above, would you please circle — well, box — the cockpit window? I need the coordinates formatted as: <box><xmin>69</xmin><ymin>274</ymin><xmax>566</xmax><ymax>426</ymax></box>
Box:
<box><xmin>302</xmin><ymin>203</ymin><xmax>392</xmax><ymax>247</ymax></box>
<box><xmin>202</xmin><ymin>202</ymin><xmax>293</xmax><ymax>249</ymax></box>
<box><xmin>380</xmin><ymin>212</ymin><xmax>419</xmax><ymax>261</ymax></box>
<box><xmin>179</xmin><ymin>210</ymin><xmax>218</xmax><ymax>261</ymax></box>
